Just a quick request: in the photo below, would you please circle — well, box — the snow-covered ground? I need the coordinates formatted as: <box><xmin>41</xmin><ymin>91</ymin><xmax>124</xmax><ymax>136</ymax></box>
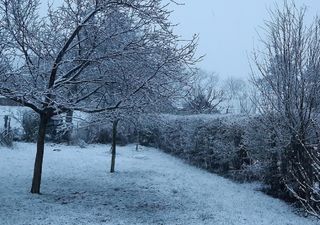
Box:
<box><xmin>0</xmin><ymin>143</ymin><xmax>318</xmax><ymax>225</ymax></box>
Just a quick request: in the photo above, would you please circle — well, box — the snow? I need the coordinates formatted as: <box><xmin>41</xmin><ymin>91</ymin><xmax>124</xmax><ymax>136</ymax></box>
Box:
<box><xmin>0</xmin><ymin>142</ymin><xmax>319</xmax><ymax>225</ymax></box>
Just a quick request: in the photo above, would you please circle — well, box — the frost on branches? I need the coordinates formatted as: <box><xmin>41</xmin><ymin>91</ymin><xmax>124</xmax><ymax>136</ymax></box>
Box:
<box><xmin>0</xmin><ymin>0</ymin><xmax>198</xmax><ymax>193</ymax></box>
<box><xmin>251</xmin><ymin>2</ymin><xmax>320</xmax><ymax>217</ymax></box>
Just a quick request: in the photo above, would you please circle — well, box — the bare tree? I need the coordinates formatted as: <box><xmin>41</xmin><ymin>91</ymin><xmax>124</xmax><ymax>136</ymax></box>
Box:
<box><xmin>90</xmin><ymin>62</ymin><xmax>187</xmax><ymax>173</ymax></box>
<box><xmin>0</xmin><ymin>0</ymin><xmax>198</xmax><ymax>193</ymax></box>
<box><xmin>224</xmin><ymin>77</ymin><xmax>255</xmax><ymax>114</ymax></box>
<box><xmin>251</xmin><ymin>1</ymin><xmax>320</xmax><ymax>217</ymax></box>
<box><xmin>183</xmin><ymin>69</ymin><xmax>224</xmax><ymax>114</ymax></box>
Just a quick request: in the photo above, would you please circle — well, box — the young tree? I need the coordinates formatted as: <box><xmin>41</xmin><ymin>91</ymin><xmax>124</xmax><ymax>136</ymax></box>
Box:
<box><xmin>251</xmin><ymin>1</ymin><xmax>320</xmax><ymax>217</ymax></box>
<box><xmin>90</xmin><ymin>59</ymin><xmax>189</xmax><ymax>173</ymax></box>
<box><xmin>0</xmin><ymin>0</ymin><xmax>198</xmax><ymax>193</ymax></box>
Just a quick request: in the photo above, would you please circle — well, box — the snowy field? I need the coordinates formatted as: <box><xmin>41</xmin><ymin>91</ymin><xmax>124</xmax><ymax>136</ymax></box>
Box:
<box><xmin>0</xmin><ymin>143</ymin><xmax>319</xmax><ymax>225</ymax></box>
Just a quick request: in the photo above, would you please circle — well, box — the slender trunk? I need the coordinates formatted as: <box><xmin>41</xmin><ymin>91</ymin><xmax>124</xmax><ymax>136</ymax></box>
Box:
<box><xmin>30</xmin><ymin>114</ymin><xmax>49</xmax><ymax>194</ymax></box>
<box><xmin>110</xmin><ymin>119</ymin><xmax>119</xmax><ymax>173</ymax></box>
<box><xmin>65</xmin><ymin>110</ymin><xmax>74</xmax><ymax>145</ymax></box>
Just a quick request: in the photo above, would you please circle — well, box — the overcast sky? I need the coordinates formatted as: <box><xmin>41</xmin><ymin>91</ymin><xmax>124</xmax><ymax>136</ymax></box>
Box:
<box><xmin>169</xmin><ymin>0</ymin><xmax>320</xmax><ymax>79</ymax></box>
<box><xmin>40</xmin><ymin>0</ymin><xmax>320</xmax><ymax>79</ymax></box>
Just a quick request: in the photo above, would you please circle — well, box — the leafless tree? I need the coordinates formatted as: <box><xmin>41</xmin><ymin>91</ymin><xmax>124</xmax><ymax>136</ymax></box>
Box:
<box><xmin>0</xmin><ymin>0</ymin><xmax>198</xmax><ymax>193</ymax></box>
<box><xmin>223</xmin><ymin>77</ymin><xmax>255</xmax><ymax>114</ymax></box>
<box><xmin>251</xmin><ymin>1</ymin><xmax>320</xmax><ymax>217</ymax></box>
<box><xmin>183</xmin><ymin>69</ymin><xmax>224</xmax><ymax>114</ymax></box>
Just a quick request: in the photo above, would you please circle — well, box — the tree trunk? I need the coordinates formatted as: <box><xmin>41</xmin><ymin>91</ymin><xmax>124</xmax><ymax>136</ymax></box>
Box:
<box><xmin>65</xmin><ymin>110</ymin><xmax>74</xmax><ymax>145</ymax></box>
<box><xmin>110</xmin><ymin>119</ymin><xmax>119</xmax><ymax>173</ymax></box>
<box><xmin>30</xmin><ymin>114</ymin><xmax>49</xmax><ymax>194</ymax></box>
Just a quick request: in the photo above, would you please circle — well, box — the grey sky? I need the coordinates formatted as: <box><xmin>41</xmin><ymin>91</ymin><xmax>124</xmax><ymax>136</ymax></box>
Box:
<box><xmin>40</xmin><ymin>0</ymin><xmax>320</xmax><ymax>79</ymax></box>
<box><xmin>169</xmin><ymin>0</ymin><xmax>320</xmax><ymax>79</ymax></box>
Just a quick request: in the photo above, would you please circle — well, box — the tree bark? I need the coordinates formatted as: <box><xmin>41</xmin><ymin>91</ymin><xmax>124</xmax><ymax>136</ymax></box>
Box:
<box><xmin>110</xmin><ymin>119</ymin><xmax>119</xmax><ymax>173</ymax></box>
<box><xmin>30</xmin><ymin>114</ymin><xmax>49</xmax><ymax>194</ymax></box>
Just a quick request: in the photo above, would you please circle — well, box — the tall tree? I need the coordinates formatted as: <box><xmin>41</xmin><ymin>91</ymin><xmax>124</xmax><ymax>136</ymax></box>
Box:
<box><xmin>251</xmin><ymin>1</ymin><xmax>320</xmax><ymax>217</ymax></box>
<box><xmin>0</xmin><ymin>0</ymin><xmax>198</xmax><ymax>193</ymax></box>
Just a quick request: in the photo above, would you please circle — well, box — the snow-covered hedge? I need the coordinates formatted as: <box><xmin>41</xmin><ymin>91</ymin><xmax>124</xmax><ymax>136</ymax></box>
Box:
<box><xmin>138</xmin><ymin>114</ymin><xmax>264</xmax><ymax>179</ymax></box>
<box><xmin>138</xmin><ymin>114</ymin><xmax>290</xmax><ymax>193</ymax></box>
<box><xmin>139</xmin><ymin>114</ymin><xmax>320</xmax><ymax>208</ymax></box>
<box><xmin>75</xmin><ymin>119</ymin><xmax>138</xmax><ymax>145</ymax></box>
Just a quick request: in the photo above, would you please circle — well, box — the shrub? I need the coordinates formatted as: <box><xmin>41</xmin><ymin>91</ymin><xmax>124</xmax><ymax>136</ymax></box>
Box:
<box><xmin>138</xmin><ymin>115</ymin><xmax>252</xmax><ymax>175</ymax></box>
<box><xmin>21</xmin><ymin>110</ymin><xmax>39</xmax><ymax>142</ymax></box>
<box><xmin>74</xmin><ymin>118</ymin><xmax>138</xmax><ymax>145</ymax></box>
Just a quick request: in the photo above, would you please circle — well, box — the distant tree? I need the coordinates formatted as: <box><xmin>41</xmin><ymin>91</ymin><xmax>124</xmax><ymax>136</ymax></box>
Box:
<box><xmin>251</xmin><ymin>1</ymin><xmax>320</xmax><ymax>217</ymax></box>
<box><xmin>0</xmin><ymin>0</ymin><xmax>198</xmax><ymax>194</ymax></box>
<box><xmin>183</xmin><ymin>69</ymin><xmax>224</xmax><ymax>114</ymax></box>
<box><xmin>223</xmin><ymin>77</ymin><xmax>255</xmax><ymax>114</ymax></box>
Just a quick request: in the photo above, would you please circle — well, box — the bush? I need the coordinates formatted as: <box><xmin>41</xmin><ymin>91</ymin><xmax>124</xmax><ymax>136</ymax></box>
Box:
<box><xmin>21</xmin><ymin>111</ymin><xmax>39</xmax><ymax>142</ymax></box>
<box><xmin>138</xmin><ymin>115</ymin><xmax>252</xmax><ymax>176</ymax></box>
<box><xmin>74</xmin><ymin>118</ymin><xmax>138</xmax><ymax>145</ymax></box>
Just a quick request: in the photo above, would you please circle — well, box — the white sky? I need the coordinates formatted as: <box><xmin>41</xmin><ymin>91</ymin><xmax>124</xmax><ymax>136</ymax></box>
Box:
<box><xmin>40</xmin><ymin>0</ymin><xmax>320</xmax><ymax>79</ymax></box>
<box><xmin>169</xmin><ymin>0</ymin><xmax>320</xmax><ymax>79</ymax></box>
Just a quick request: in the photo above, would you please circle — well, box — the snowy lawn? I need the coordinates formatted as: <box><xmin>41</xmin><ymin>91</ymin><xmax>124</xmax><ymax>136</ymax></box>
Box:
<box><xmin>0</xmin><ymin>143</ymin><xmax>318</xmax><ymax>225</ymax></box>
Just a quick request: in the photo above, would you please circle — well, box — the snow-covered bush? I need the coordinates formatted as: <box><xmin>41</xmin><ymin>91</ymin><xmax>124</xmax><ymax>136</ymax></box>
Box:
<box><xmin>229</xmin><ymin>161</ymin><xmax>266</xmax><ymax>182</ymax></box>
<box><xmin>139</xmin><ymin>114</ymin><xmax>252</xmax><ymax>176</ymax></box>
<box><xmin>242</xmin><ymin>116</ymin><xmax>285</xmax><ymax>194</ymax></box>
<box><xmin>75</xmin><ymin>118</ymin><xmax>138</xmax><ymax>145</ymax></box>
<box><xmin>192</xmin><ymin>119</ymin><xmax>238</xmax><ymax>172</ymax></box>
<box><xmin>21</xmin><ymin>111</ymin><xmax>39</xmax><ymax>142</ymax></box>
<box><xmin>137</xmin><ymin>114</ymin><xmax>295</xmax><ymax>187</ymax></box>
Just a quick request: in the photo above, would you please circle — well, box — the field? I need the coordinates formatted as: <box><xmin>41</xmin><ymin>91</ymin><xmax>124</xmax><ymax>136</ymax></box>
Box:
<box><xmin>0</xmin><ymin>143</ymin><xmax>318</xmax><ymax>225</ymax></box>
